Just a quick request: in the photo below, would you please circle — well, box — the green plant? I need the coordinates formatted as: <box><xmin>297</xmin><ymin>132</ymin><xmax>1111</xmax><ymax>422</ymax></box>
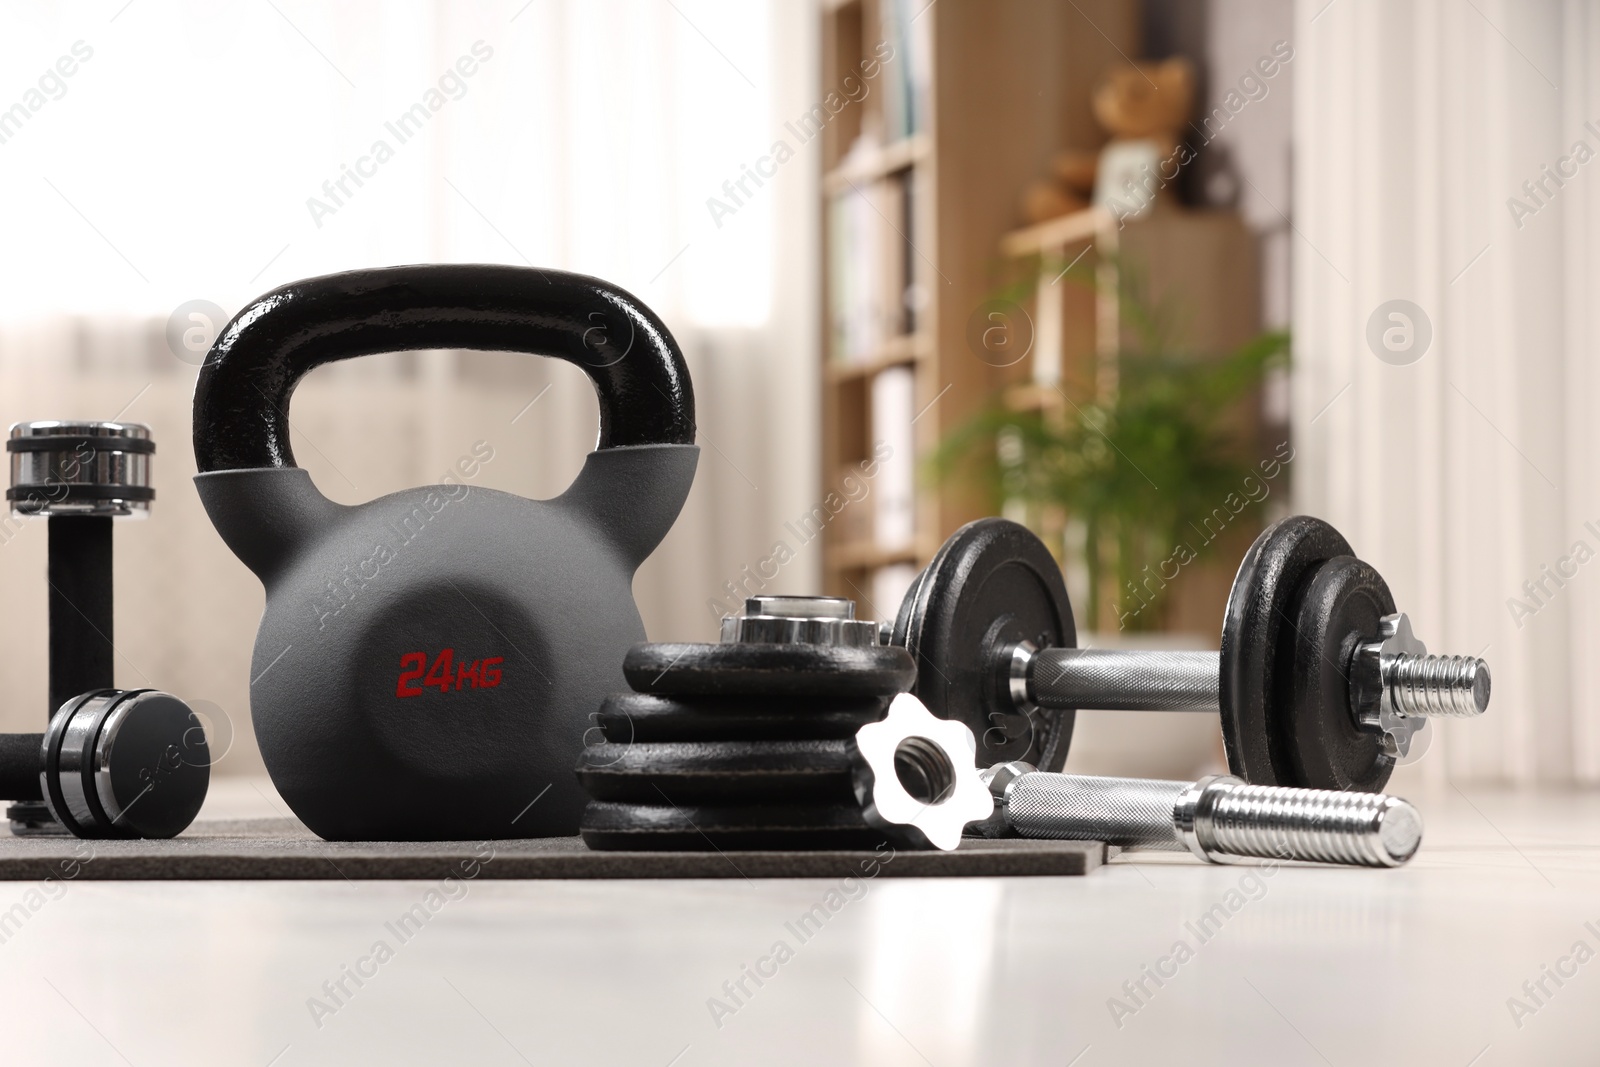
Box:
<box><xmin>936</xmin><ymin>260</ymin><xmax>1289</xmax><ymax>631</ymax></box>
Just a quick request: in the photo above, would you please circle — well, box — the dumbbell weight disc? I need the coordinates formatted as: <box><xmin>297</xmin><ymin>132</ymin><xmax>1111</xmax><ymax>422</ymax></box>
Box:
<box><xmin>42</xmin><ymin>689</ymin><xmax>210</xmax><ymax>839</ymax></box>
<box><xmin>577</xmin><ymin>739</ymin><xmax>858</xmax><ymax>804</ymax></box>
<box><xmin>593</xmin><ymin>692</ymin><xmax>887</xmax><ymax>743</ymax></box>
<box><xmin>892</xmin><ymin>518</ymin><xmax>1075</xmax><ymax>771</ymax></box>
<box><xmin>581</xmin><ymin>799</ymin><xmax>887</xmax><ymax>851</ymax></box>
<box><xmin>624</xmin><ymin>643</ymin><xmax>914</xmax><ymax>698</ymax></box>
<box><xmin>1288</xmin><ymin>555</ymin><xmax>1399</xmax><ymax>792</ymax></box>
<box><xmin>1218</xmin><ymin>515</ymin><xmax>1354</xmax><ymax>787</ymax></box>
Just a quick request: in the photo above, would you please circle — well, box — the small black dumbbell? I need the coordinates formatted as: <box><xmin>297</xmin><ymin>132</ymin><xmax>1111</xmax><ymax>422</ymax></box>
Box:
<box><xmin>4</xmin><ymin>421</ymin><xmax>210</xmax><ymax>837</ymax></box>
<box><xmin>0</xmin><ymin>690</ymin><xmax>209</xmax><ymax>838</ymax></box>
<box><xmin>894</xmin><ymin>516</ymin><xmax>1491</xmax><ymax>792</ymax></box>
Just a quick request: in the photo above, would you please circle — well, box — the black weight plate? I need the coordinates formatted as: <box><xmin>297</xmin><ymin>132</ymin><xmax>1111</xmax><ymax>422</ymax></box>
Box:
<box><xmin>893</xmin><ymin>518</ymin><xmax>1075</xmax><ymax>771</ymax></box>
<box><xmin>580</xmin><ymin>800</ymin><xmax>888</xmax><ymax>851</ymax></box>
<box><xmin>624</xmin><ymin>642</ymin><xmax>914</xmax><ymax>698</ymax></box>
<box><xmin>891</xmin><ymin>565</ymin><xmax>929</xmax><ymax>650</ymax></box>
<box><xmin>576</xmin><ymin>739</ymin><xmax>858</xmax><ymax>804</ymax></box>
<box><xmin>593</xmin><ymin>692</ymin><xmax>888</xmax><ymax>743</ymax></box>
<box><xmin>1287</xmin><ymin>556</ymin><xmax>1397</xmax><ymax>792</ymax></box>
<box><xmin>1219</xmin><ymin>515</ymin><xmax>1353</xmax><ymax>786</ymax></box>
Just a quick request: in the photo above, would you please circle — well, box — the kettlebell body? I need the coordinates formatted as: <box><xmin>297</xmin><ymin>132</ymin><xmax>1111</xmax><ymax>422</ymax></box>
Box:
<box><xmin>192</xmin><ymin>266</ymin><xmax>698</xmax><ymax>840</ymax></box>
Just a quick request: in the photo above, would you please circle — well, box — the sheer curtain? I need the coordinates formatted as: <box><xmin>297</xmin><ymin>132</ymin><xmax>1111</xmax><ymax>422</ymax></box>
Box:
<box><xmin>0</xmin><ymin>0</ymin><xmax>820</xmax><ymax>773</ymax></box>
<box><xmin>1293</xmin><ymin>0</ymin><xmax>1599</xmax><ymax>785</ymax></box>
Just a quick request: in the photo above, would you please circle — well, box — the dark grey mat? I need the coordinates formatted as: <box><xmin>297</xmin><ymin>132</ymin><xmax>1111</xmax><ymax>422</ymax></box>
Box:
<box><xmin>0</xmin><ymin>818</ymin><xmax>1104</xmax><ymax>880</ymax></box>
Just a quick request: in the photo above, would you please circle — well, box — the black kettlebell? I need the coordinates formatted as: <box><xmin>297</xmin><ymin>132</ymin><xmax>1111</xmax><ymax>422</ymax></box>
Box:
<box><xmin>192</xmin><ymin>265</ymin><xmax>698</xmax><ymax>840</ymax></box>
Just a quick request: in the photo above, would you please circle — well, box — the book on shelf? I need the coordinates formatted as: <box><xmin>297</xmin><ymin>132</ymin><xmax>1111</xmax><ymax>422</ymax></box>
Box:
<box><xmin>900</xmin><ymin>166</ymin><xmax>920</xmax><ymax>337</ymax></box>
<box><xmin>880</xmin><ymin>0</ymin><xmax>931</xmax><ymax>142</ymax></box>
<box><xmin>828</xmin><ymin>168</ymin><xmax>917</xmax><ymax>365</ymax></box>
<box><xmin>871</xmin><ymin>365</ymin><xmax>916</xmax><ymax>551</ymax></box>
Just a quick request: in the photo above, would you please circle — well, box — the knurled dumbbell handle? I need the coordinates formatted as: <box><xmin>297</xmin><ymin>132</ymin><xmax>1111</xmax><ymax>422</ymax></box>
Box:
<box><xmin>0</xmin><ymin>733</ymin><xmax>44</xmax><ymax>801</ymax></box>
<box><xmin>49</xmin><ymin>516</ymin><xmax>115</xmax><ymax>719</ymax></box>
<box><xmin>1029</xmin><ymin>647</ymin><xmax>1220</xmax><ymax>712</ymax></box>
<box><xmin>1002</xmin><ymin>771</ymin><xmax>1189</xmax><ymax>849</ymax></box>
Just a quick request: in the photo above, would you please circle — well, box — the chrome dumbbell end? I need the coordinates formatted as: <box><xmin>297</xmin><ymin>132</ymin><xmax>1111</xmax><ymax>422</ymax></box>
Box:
<box><xmin>7</xmin><ymin>420</ymin><xmax>155</xmax><ymax>519</ymax></box>
<box><xmin>1173</xmin><ymin>775</ymin><xmax>1423</xmax><ymax>868</ymax></box>
<box><xmin>720</xmin><ymin>596</ymin><xmax>881</xmax><ymax>648</ymax></box>
<box><xmin>1349</xmin><ymin>612</ymin><xmax>1490</xmax><ymax>759</ymax></box>
<box><xmin>2</xmin><ymin>690</ymin><xmax>211</xmax><ymax>840</ymax></box>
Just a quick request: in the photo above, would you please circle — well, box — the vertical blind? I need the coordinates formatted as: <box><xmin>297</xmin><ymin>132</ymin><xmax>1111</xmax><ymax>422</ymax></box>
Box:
<box><xmin>1294</xmin><ymin>0</ymin><xmax>1599</xmax><ymax>785</ymax></box>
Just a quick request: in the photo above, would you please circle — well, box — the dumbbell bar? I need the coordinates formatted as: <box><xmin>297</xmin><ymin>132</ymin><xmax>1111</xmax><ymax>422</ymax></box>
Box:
<box><xmin>972</xmin><ymin>762</ymin><xmax>1423</xmax><ymax>868</ymax></box>
<box><xmin>850</xmin><ymin>687</ymin><xmax>1419</xmax><ymax>868</ymax></box>
<box><xmin>1016</xmin><ymin>631</ymin><xmax>1486</xmax><ymax>721</ymax></box>
<box><xmin>895</xmin><ymin>515</ymin><xmax>1492</xmax><ymax>793</ymax></box>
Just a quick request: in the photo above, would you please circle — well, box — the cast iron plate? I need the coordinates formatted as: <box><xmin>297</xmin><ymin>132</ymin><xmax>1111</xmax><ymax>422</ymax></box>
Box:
<box><xmin>576</xmin><ymin>739</ymin><xmax>858</xmax><ymax>804</ymax></box>
<box><xmin>580</xmin><ymin>800</ymin><xmax>890</xmax><ymax>850</ymax></box>
<box><xmin>1288</xmin><ymin>555</ymin><xmax>1397</xmax><ymax>792</ymax></box>
<box><xmin>1218</xmin><ymin>515</ymin><xmax>1353</xmax><ymax>786</ymax></box>
<box><xmin>892</xmin><ymin>518</ymin><xmax>1075</xmax><ymax>771</ymax></box>
<box><xmin>624</xmin><ymin>643</ymin><xmax>914</xmax><ymax>698</ymax></box>
<box><xmin>593</xmin><ymin>692</ymin><xmax>887</xmax><ymax>743</ymax></box>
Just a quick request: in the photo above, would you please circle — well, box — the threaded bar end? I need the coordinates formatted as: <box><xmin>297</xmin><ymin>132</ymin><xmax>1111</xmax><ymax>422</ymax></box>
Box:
<box><xmin>1199</xmin><ymin>782</ymin><xmax>1423</xmax><ymax>867</ymax></box>
<box><xmin>1385</xmin><ymin>653</ymin><xmax>1490</xmax><ymax>718</ymax></box>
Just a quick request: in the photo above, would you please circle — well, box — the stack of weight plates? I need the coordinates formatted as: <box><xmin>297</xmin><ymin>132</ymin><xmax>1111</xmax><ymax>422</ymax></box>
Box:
<box><xmin>576</xmin><ymin>597</ymin><xmax>916</xmax><ymax>850</ymax></box>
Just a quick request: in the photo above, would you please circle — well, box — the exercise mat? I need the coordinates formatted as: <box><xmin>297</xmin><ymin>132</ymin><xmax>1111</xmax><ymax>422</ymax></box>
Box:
<box><xmin>0</xmin><ymin>817</ymin><xmax>1105</xmax><ymax>880</ymax></box>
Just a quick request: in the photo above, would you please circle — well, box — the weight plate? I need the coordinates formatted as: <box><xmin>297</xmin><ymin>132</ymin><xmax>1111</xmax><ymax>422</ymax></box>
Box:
<box><xmin>1218</xmin><ymin>515</ymin><xmax>1353</xmax><ymax>786</ymax></box>
<box><xmin>892</xmin><ymin>518</ymin><xmax>1075</xmax><ymax>771</ymax></box>
<box><xmin>576</xmin><ymin>739</ymin><xmax>858</xmax><ymax>804</ymax></box>
<box><xmin>891</xmin><ymin>566</ymin><xmax>929</xmax><ymax>650</ymax></box>
<box><xmin>593</xmin><ymin>692</ymin><xmax>888</xmax><ymax>743</ymax></box>
<box><xmin>624</xmin><ymin>642</ymin><xmax>914</xmax><ymax>698</ymax></box>
<box><xmin>580</xmin><ymin>800</ymin><xmax>888</xmax><ymax>851</ymax></box>
<box><xmin>1287</xmin><ymin>556</ymin><xmax>1397</xmax><ymax>792</ymax></box>
<box><xmin>42</xmin><ymin>689</ymin><xmax>211</xmax><ymax>839</ymax></box>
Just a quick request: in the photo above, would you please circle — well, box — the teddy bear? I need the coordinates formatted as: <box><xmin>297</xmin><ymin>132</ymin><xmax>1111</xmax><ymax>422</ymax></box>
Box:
<box><xmin>1020</xmin><ymin>57</ymin><xmax>1196</xmax><ymax>225</ymax></box>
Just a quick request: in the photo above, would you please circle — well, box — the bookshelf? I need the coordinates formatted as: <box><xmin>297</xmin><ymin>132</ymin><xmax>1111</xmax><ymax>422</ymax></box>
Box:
<box><xmin>817</xmin><ymin>0</ymin><xmax>1142</xmax><ymax>621</ymax></box>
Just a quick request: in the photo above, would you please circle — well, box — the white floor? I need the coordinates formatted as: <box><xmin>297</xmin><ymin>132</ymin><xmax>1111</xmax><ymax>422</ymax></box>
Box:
<box><xmin>0</xmin><ymin>779</ymin><xmax>1595</xmax><ymax>1066</ymax></box>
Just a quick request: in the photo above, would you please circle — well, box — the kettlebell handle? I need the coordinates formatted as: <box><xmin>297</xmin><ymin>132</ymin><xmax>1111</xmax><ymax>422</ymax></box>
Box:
<box><xmin>193</xmin><ymin>265</ymin><xmax>696</xmax><ymax>472</ymax></box>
